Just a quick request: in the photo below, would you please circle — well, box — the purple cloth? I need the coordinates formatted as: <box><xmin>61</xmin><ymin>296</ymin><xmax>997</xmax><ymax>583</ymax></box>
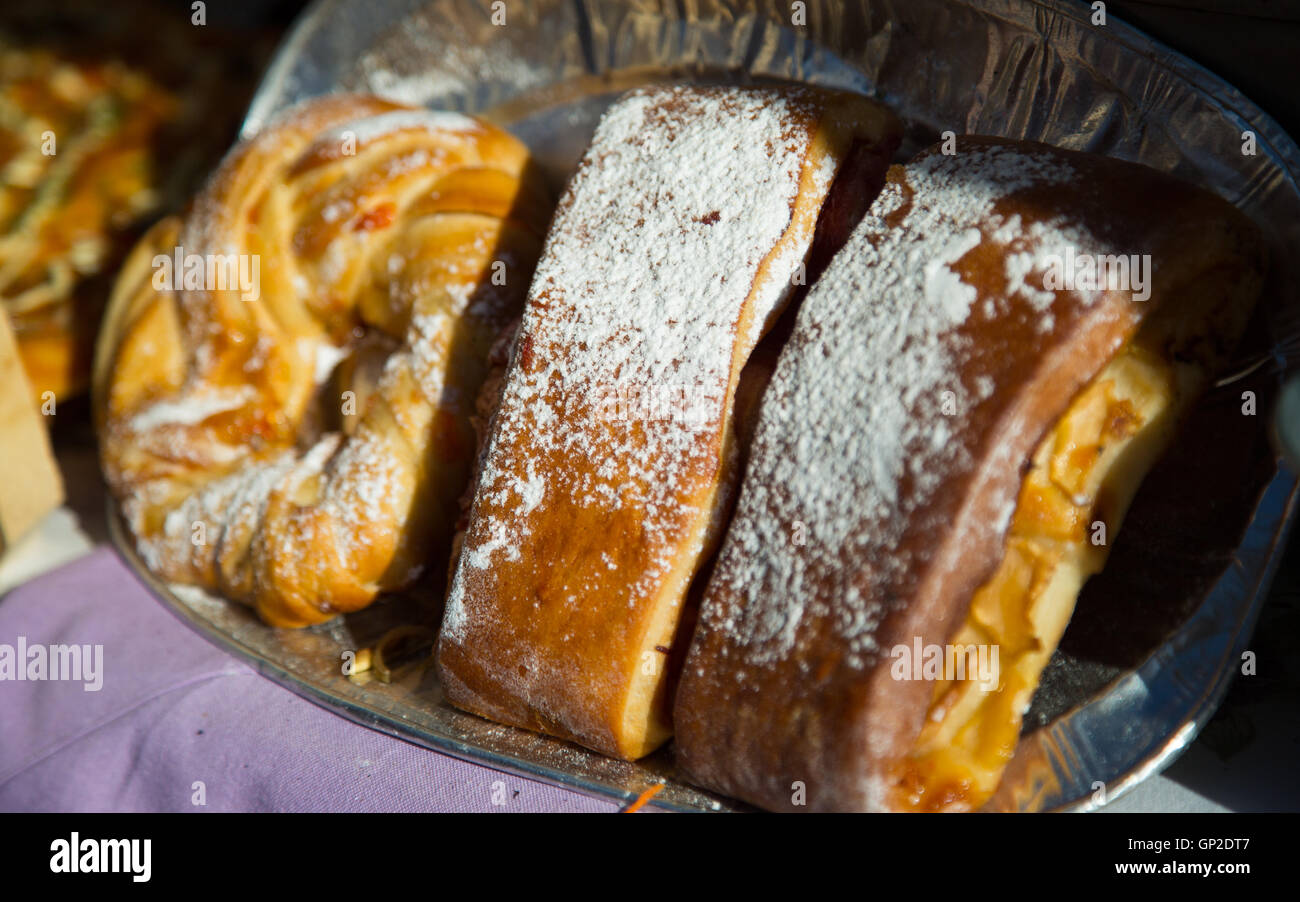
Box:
<box><xmin>0</xmin><ymin>548</ymin><xmax>620</xmax><ymax>812</ymax></box>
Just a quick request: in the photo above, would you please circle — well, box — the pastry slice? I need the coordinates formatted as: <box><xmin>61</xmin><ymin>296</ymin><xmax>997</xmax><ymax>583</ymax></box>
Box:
<box><xmin>673</xmin><ymin>136</ymin><xmax>1265</xmax><ymax>811</ymax></box>
<box><xmin>436</xmin><ymin>84</ymin><xmax>902</xmax><ymax>759</ymax></box>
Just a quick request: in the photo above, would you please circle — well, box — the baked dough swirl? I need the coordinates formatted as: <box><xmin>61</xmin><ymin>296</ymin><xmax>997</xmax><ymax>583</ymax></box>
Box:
<box><xmin>94</xmin><ymin>95</ymin><xmax>549</xmax><ymax>627</ymax></box>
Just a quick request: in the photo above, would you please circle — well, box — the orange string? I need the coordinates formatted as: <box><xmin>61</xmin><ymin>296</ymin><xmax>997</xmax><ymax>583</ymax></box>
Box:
<box><xmin>620</xmin><ymin>782</ymin><xmax>665</xmax><ymax>813</ymax></box>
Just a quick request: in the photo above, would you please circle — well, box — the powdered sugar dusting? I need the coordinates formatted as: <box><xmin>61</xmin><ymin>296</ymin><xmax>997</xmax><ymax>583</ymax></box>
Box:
<box><xmin>318</xmin><ymin>110</ymin><xmax>482</xmax><ymax>149</ymax></box>
<box><xmin>129</xmin><ymin>385</ymin><xmax>256</xmax><ymax>431</ymax></box>
<box><xmin>698</xmin><ymin>142</ymin><xmax>1107</xmax><ymax>670</ymax></box>
<box><xmin>443</xmin><ymin>85</ymin><xmax>837</xmax><ymax>642</ymax></box>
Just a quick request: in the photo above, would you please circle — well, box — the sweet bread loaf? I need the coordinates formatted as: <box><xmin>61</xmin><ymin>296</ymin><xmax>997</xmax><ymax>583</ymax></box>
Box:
<box><xmin>436</xmin><ymin>84</ymin><xmax>902</xmax><ymax>759</ymax></box>
<box><xmin>673</xmin><ymin>136</ymin><xmax>1265</xmax><ymax>810</ymax></box>
<box><xmin>95</xmin><ymin>95</ymin><xmax>550</xmax><ymax>627</ymax></box>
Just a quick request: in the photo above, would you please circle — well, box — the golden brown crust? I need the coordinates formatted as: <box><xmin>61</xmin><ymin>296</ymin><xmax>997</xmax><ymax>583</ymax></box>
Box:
<box><xmin>673</xmin><ymin>137</ymin><xmax>1265</xmax><ymax>811</ymax></box>
<box><xmin>95</xmin><ymin>95</ymin><xmax>550</xmax><ymax>627</ymax></box>
<box><xmin>436</xmin><ymin>85</ymin><xmax>901</xmax><ymax>759</ymax></box>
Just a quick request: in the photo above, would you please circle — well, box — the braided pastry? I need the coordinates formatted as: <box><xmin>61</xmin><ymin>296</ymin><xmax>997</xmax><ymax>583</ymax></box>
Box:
<box><xmin>95</xmin><ymin>95</ymin><xmax>550</xmax><ymax>627</ymax></box>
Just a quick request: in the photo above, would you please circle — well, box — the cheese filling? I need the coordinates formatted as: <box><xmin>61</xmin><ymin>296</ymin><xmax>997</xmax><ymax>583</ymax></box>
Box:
<box><xmin>892</xmin><ymin>331</ymin><xmax>1190</xmax><ymax>812</ymax></box>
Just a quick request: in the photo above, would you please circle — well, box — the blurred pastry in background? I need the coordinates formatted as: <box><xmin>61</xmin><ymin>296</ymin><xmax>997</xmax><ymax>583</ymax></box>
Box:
<box><xmin>0</xmin><ymin>0</ymin><xmax>278</xmax><ymax>405</ymax></box>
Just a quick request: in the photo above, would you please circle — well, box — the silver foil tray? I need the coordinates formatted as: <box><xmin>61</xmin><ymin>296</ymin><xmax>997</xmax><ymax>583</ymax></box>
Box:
<box><xmin>111</xmin><ymin>0</ymin><xmax>1300</xmax><ymax>811</ymax></box>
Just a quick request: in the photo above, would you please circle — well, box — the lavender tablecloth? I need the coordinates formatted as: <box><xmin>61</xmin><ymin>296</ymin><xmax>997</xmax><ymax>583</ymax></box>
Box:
<box><xmin>0</xmin><ymin>548</ymin><xmax>619</xmax><ymax>812</ymax></box>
